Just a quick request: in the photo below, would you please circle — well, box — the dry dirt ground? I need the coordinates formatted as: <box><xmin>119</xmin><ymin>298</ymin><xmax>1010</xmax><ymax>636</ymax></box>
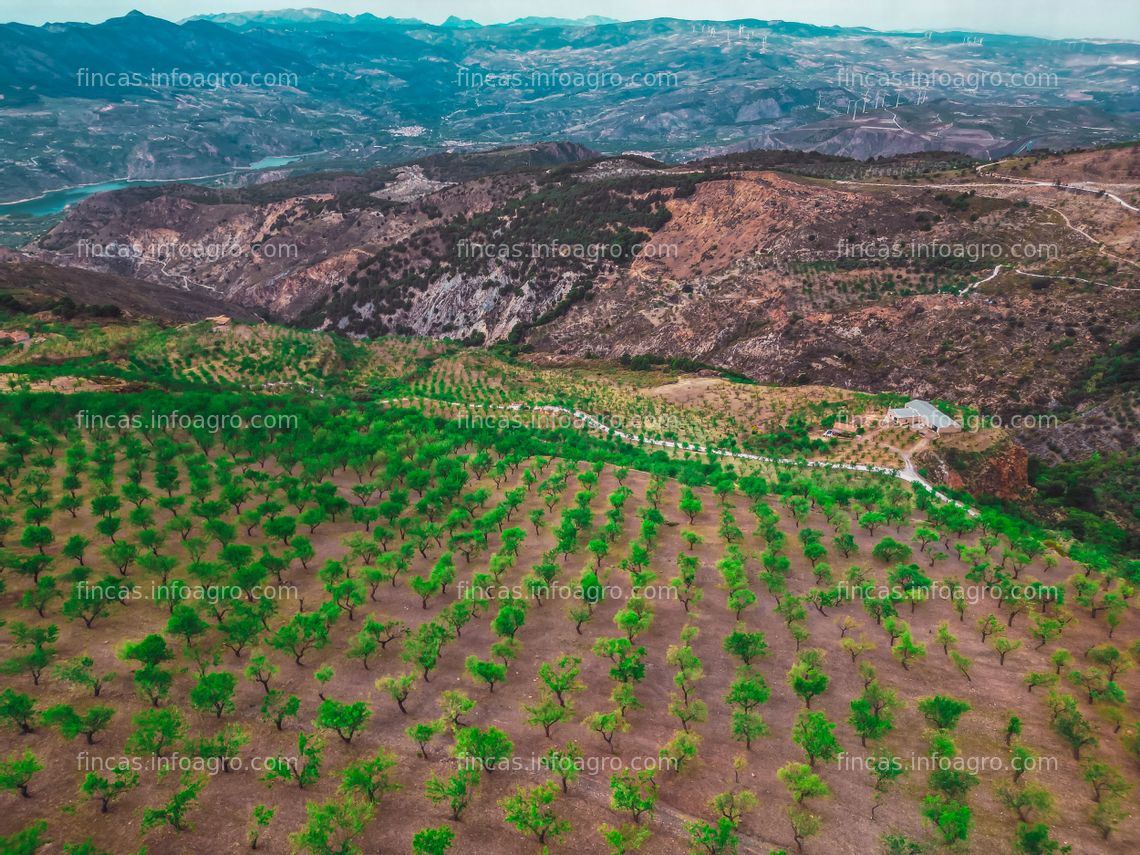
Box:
<box><xmin>1</xmin><ymin>454</ymin><xmax>1136</xmax><ymax>855</ymax></box>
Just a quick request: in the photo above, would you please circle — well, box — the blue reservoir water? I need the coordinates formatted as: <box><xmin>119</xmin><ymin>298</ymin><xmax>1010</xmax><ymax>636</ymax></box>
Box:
<box><xmin>0</xmin><ymin>155</ymin><xmax>305</xmax><ymax>218</ymax></box>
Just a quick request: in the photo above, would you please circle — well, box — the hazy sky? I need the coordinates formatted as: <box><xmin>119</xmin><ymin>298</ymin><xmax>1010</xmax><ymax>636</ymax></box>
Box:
<box><xmin>2</xmin><ymin>0</ymin><xmax>1138</xmax><ymax>41</ymax></box>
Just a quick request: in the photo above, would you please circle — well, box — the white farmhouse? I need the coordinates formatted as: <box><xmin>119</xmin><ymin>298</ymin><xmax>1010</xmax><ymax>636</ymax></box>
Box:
<box><xmin>887</xmin><ymin>400</ymin><xmax>961</xmax><ymax>433</ymax></box>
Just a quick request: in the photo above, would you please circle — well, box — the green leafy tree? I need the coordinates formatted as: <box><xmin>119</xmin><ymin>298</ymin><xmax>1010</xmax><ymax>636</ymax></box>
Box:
<box><xmin>0</xmin><ymin>689</ymin><xmax>38</xmax><ymax>734</ymax></box>
<box><xmin>376</xmin><ymin>672</ymin><xmax>417</xmax><ymax>714</ymax></box>
<box><xmin>598</xmin><ymin>823</ymin><xmax>651</xmax><ymax>855</ymax></box>
<box><xmin>872</xmin><ymin>538</ymin><xmax>912</xmax><ymax>564</ymax></box>
<box><xmin>609</xmin><ymin>769</ymin><xmax>658</xmax><ymax>824</ymax></box>
<box><xmin>541</xmin><ymin>742</ymin><xmax>583</xmax><ymax>793</ymax></box>
<box><xmin>499</xmin><ymin>781</ymin><xmax>571</xmax><ymax>848</ymax></box>
<box><xmin>260</xmin><ymin>690</ymin><xmax>301</xmax><ymax>731</ymax></box>
<box><xmin>917</xmin><ymin>695</ymin><xmax>971</xmax><ymax>731</ymax></box>
<box><xmin>710</xmin><ymin>788</ymin><xmax>758</xmax><ymax>825</ymax></box>
<box><xmin>454</xmin><ymin>725</ymin><xmax>513</xmax><ymax>773</ymax></box>
<box><xmin>1013</xmin><ymin>822</ymin><xmax>1072</xmax><ymax>855</ymax></box>
<box><xmin>658</xmin><ymin>729</ymin><xmax>702</xmax><ymax>772</ymax></box>
<box><xmin>1081</xmin><ymin>760</ymin><xmax>1130</xmax><ymax>803</ymax></box>
<box><xmin>583</xmin><ymin>710</ymin><xmax>629</xmax><ymax>754</ymax></box>
<box><xmin>525</xmin><ymin>693</ymin><xmax>571</xmax><ymax>738</ymax></box>
<box><xmin>1052</xmin><ymin>705</ymin><xmax>1097</xmax><ymax>760</ymax></box>
<box><xmin>792</xmin><ymin>710</ymin><xmax>842</xmax><ymax>767</ymax></box>
<box><xmin>317</xmin><ymin>699</ymin><xmax>372</xmax><ymax>744</ymax></box>
<box><xmin>787</xmin><ymin>649</ymin><xmax>829</xmax><ymax>708</ymax></box>
<box><xmin>921</xmin><ymin>795</ymin><xmax>972</xmax><ymax>845</ymax></box>
<box><xmin>190</xmin><ymin>671</ymin><xmax>237</xmax><ymax>718</ymax></box>
<box><xmin>1090</xmin><ymin>797</ymin><xmax>1126</xmax><ymax>840</ymax></box>
<box><xmin>722</xmin><ymin>627</ymin><xmax>768</xmax><ymax>666</ymax></box>
<box><xmin>338</xmin><ymin>750</ymin><xmax>400</xmax><ymax>803</ymax></box>
<box><xmin>406</xmin><ymin>720</ymin><xmax>442</xmax><ymax>759</ymax></box>
<box><xmin>412</xmin><ymin>826</ymin><xmax>454</xmax><ymax>855</ymax></box>
<box><xmin>778</xmin><ymin>762</ymin><xmax>830</xmax><ymax>803</ymax></box>
<box><xmin>124</xmin><ymin>707</ymin><xmax>186</xmax><ymax>756</ymax></box>
<box><xmin>244</xmin><ymin>654</ymin><xmax>278</xmax><ymax>694</ymax></box>
<box><xmin>465</xmin><ymin>656</ymin><xmax>507</xmax><ymax>693</ymax></box>
<box><xmin>288</xmin><ymin>796</ymin><xmax>374</xmax><ymax>855</ymax></box>
<box><xmin>0</xmin><ymin>750</ymin><xmax>42</xmax><ymax>798</ymax></box>
<box><xmin>42</xmin><ymin>703</ymin><xmax>114</xmax><ymax>744</ymax></box>
<box><xmin>141</xmin><ymin>773</ymin><xmax>206</xmax><ymax>833</ymax></box>
<box><xmin>424</xmin><ymin>767</ymin><xmax>480</xmax><ymax>820</ymax></box>
<box><xmin>848</xmin><ymin>682</ymin><xmax>899</xmax><ymax>747</ymax></box>
<box><xmin>539</xmin><ymin>655</ymin><xmax>583</xmax><ymax>706</ymax></box>
<box><xmin>263</xmin><ymin>732</ymin><xmax>324</xmax><ymax>789</ymax></box>
<box><xmin>787</xmin><ymin>806</ymin><xmax>822</xmax><ymax>854</ymax></box>
<box><xmin>81</xmin><ymin>763</ymin><xmax>140</xmax><ymax>813</ymax></box>
<box><xmin>685</xmin><ymin>816</ymin><xmax>738</xmax><ymax>855</ymax></box>
<box><xmin>247</xmin><ymin>804</ymin><xmax>275</xmax><ymax>850</ymax></box>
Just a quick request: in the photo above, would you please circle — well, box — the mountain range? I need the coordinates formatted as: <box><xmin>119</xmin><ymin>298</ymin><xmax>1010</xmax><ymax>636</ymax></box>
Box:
<box><xmin>1</xmin><ymin>9</ymin><xmax>1138</xmax><ymax>207</ymax></box>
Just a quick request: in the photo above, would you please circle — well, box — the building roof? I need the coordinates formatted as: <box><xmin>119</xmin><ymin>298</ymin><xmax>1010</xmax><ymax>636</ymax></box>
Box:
<box><xmin>889</xmin><ymin>407</ymin><xmax>917</xmax><ymax>419</ymax></box>
<box><xmin>906</xmin><ymin>399</ymin><xmax>960</xmax><ymax>430</ymax></box>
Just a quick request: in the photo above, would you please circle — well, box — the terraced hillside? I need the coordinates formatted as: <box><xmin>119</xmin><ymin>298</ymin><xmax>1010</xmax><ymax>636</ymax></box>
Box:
<box><xmin>1</xmin><ymin>314</ymin><xmax>1129</xmax><ymax>543</ymax></box>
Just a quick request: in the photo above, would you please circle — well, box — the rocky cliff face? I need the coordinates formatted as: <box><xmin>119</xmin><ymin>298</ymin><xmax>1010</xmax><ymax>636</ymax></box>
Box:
<box><xmin>914</xmin><ymin>431</ymin><xmax>1032</xmax><ymax>501</ymax></box>
<box><xmin>528</xmin><ymin>167</ymin><xmax>1138</xmax><ymax>416</ymax></box>
<box><xmin>31</xmin><ymin>144</ymin><xmax>596</xmax><ymax>326</ymax></box>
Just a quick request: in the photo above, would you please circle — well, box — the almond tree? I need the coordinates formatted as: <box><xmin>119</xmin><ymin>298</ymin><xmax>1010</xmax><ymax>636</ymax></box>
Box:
<box><xmin>42</xmin><ymin>704</ymin><xmax>114</xmax><ymax>744</ymax></box>
<box><xmin>190</xmin><ymin>671</ymin><xmax>236</xmax><ymax>719</ymax></box>
<box><xmin>540</xmin><ymin>742</ymin><xmax>583</xmax><ymax>793</ymax></box>
<box><xmin>412</xmin><ymin>826</ymin><xmax>455</xmax><ymax>855</ymax></box>
<box><xmin>437</xmin><ymin>690</ymin><xmax>476</xmax><ymax>727</ymax></box>
<box><xmin>917</xmin><ymin>695</ymin><xmax>970</xmax><ymax>731</ymax></box>
<box><xmin>792</xmin><ymin>710</ymin><xmax>842</xmax><ymax>768</ymax></box>
<box><xmin>407</xmin><ymin>721</ymin><xmax>443</xmax><ymax>759</ymax></box>
<box><xmin>787</xmin><ymin>649</ymin><xmax>829</xmax><ymax>708</ymax></box>
<box><xmin>598</xmin><ymin>823</ymin><xmax>651</xmax><ymax>855</ymax></box>
<box><xmin>247</xmin><ymin>805</ymin><xmax>275</xmax><ymax>850</ymax></box>
<box><xmin>376</xmin><ymin>673</ymin><xmax>417</xmax><ymax>714</ymax></box>
<box><xmin>338</xmin><ymin>750</ymin><xmax>400</xmax><ymax>803</ymax></box>
<box><xmin>539</xmin><ymin>655</ymin><xmax>584</xmax><ymax>706</ymax></box>
<box><xmin>610</xmin><ymin>770</ymin><xmax>658</xmax><ymax>824</ymax></box>
<box><xmin>465</xmin><ymin>656</ymin><xmax>506</xmax><ymax>693</ymax></box>
<box><xmin>848</xmin><ymin>682</ymin><xmax>900</xmax><ymax>747</ymax></box>
<box><xmin>262</xmin><ymin>732</ymin><xmax>323</xmax><ymax>789</ymax></box>
<box><xmin>425</xmin><ymin>767</ymin><xmax>480</xmax><ymax>820</ymax></box>
<box><xmin>500</xmin><ymin>781</ymin><xmax>571</xmax><ymax>848</ymax></box>
<box><xmin>583</xmin><ymin>710</ymin><xmax>629</xmax><ymax>754</ymax></box>
<box><xmin>260</xmin><ymin>690</ymin><xmax>301</xmax><ymax>730</ymax></box>
<box><xmin>868</xmin><ymin>755</ymin><xmax>905</xmax><ymax>820</ymax></box>
<box><xmin>124</xmin><ymin>707</ymin><xmax>186</xmax><ymax>756</ymax></box>
<box><xmin>81</xmin><ymin>763</ymin><xmax>140</xmax><ymax>813</ymax></box>
<box><xmin>524</xmin><ymin>693</ymin><xmax>571</xmax><ymax>738</ymax></box>
<box><xmin>288</xmin><ymin>796</ymin><xmax>373</xmax><ymax>855</ymax></box>
<box><xmin>454</xmin><ymin>725</ymin><xmax>513</xmax><ymax>774</ymax></box>
<box><xmin>0</xmin><ymin>750</ymin><xmax>42</xmax><ymax>798</ymax></box>
<box><xmin>244</xmin><ymin>654</ymin><xmax>278</xmax><ymax>694</ymax></box>
<box><xmin>141</xmin><ymin>773</ymin><xmax>207</xmax><ymax>834</ymax></box>
<box><xmin>317</xmin><ymin>699</ymin><xmax>371</xmax><ymax>744</ymax></box>
<box><xmin>658</xmin><ymin>729</ymin><xmax>702</xmax><ymax>772</ymax></box>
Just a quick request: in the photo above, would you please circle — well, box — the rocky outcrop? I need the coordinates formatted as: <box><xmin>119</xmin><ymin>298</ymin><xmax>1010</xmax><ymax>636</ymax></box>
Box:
<box><xmin>914</xmin><ymin>430</ymin><xmax>1032</xmax><ymax>501</ymax></box>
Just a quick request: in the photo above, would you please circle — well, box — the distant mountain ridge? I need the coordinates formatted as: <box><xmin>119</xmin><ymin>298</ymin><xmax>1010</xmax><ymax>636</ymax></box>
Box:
<box><xmin>180</xmin><ymin>9</ymin><xmax>621</xmax><ymax>30</ymax></box>
<box><xmin>1</xmin><ymin>9</ymin><xmax>1137</xmax><ymax>207</ymax></box>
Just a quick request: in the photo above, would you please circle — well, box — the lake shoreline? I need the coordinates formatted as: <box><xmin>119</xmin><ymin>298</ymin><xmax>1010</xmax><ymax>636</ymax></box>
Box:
<box><xmin>0</xmin><ymin>154</ymin><xmax>309</xmax><ymax>212</ymax></box>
